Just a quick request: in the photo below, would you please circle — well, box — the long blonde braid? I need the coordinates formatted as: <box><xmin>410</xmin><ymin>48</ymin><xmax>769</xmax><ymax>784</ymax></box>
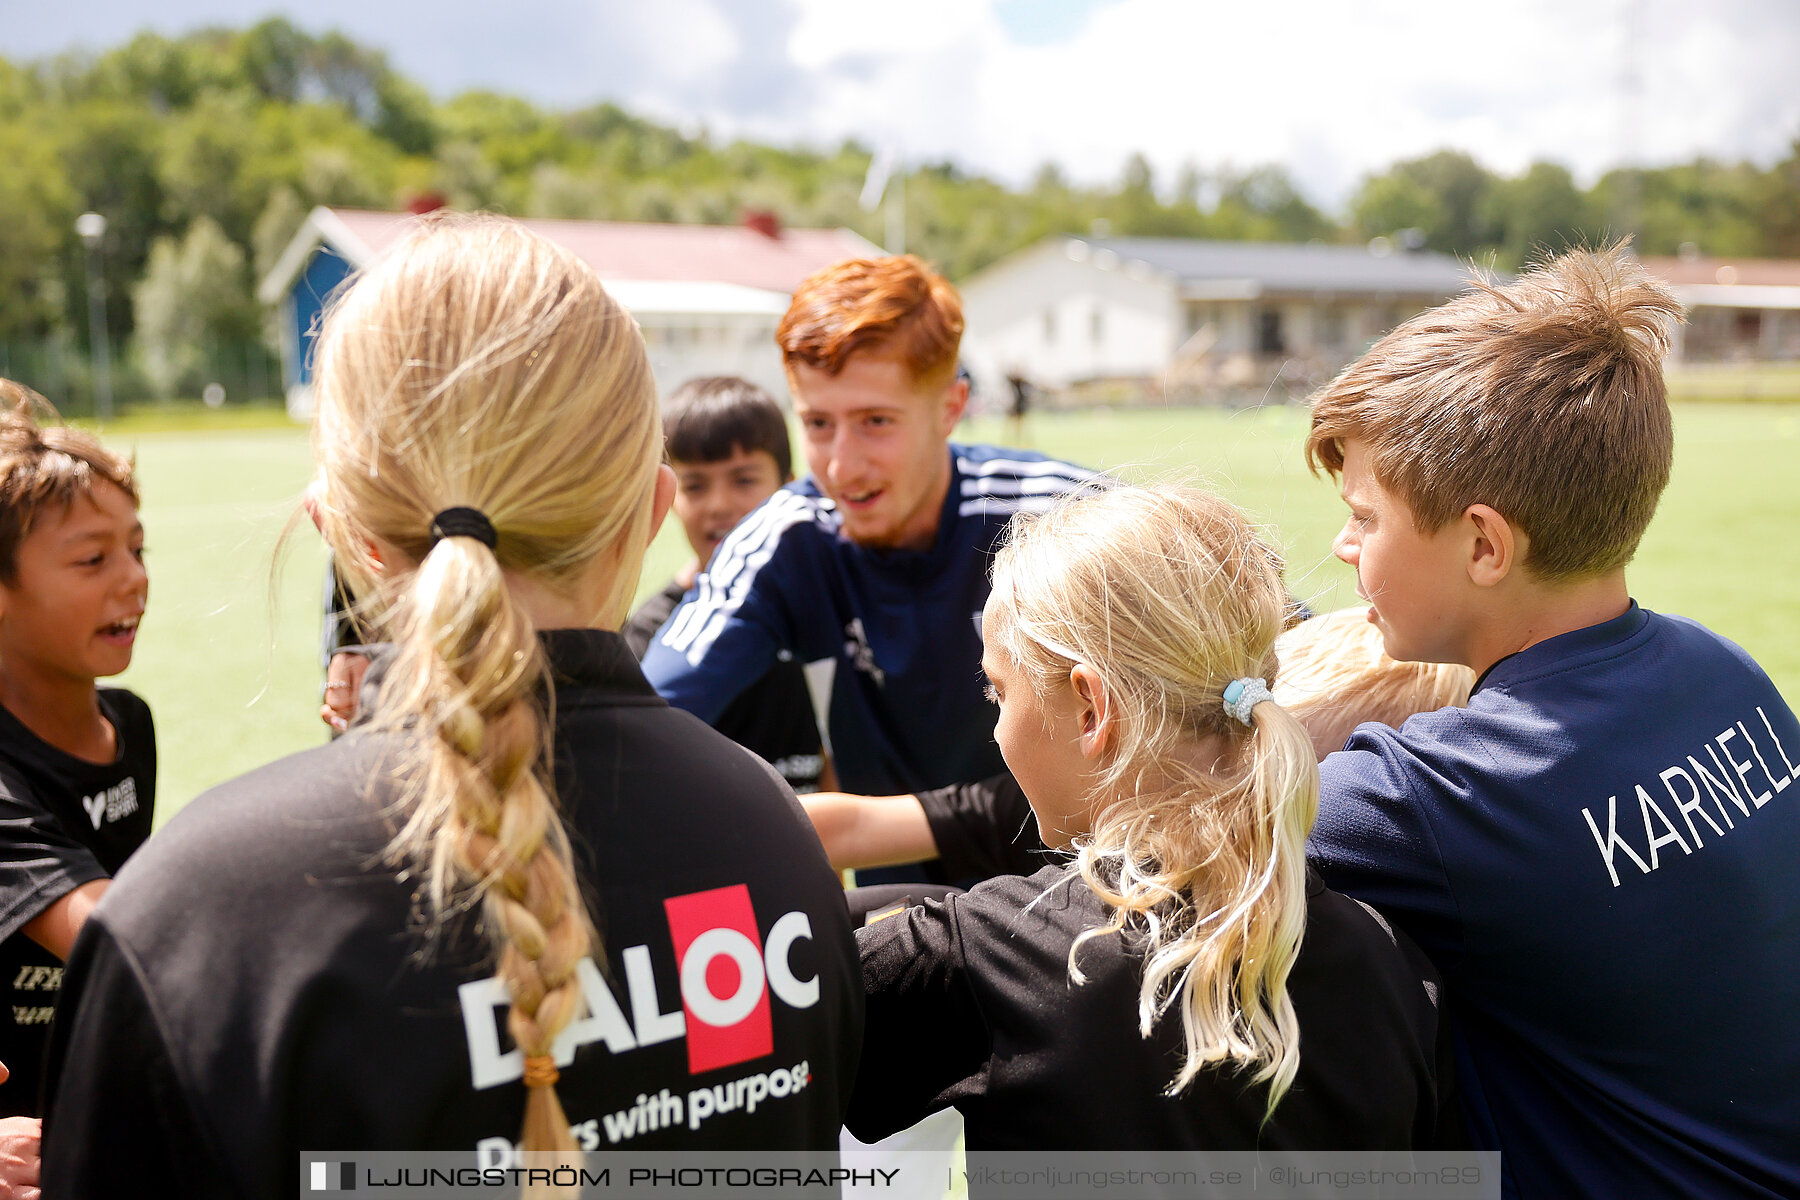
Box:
<box><xmin>309</xmin><ymin>215</ymin><xmax>661</xmax><ymax>1166</ymax></box>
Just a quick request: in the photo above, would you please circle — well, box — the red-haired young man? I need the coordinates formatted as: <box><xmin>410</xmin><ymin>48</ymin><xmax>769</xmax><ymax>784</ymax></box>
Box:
<box><xmin>643</xmin><ymin>256</ymin><xmax>1099</xmax><ymax>876</ymax></box>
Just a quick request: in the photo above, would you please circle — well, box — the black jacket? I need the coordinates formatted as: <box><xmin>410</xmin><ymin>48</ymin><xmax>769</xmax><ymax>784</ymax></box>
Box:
<box><xmin>43</xmin><ymin>631</ymin><xmax>861</xmax><ymax>1199</ymax></box>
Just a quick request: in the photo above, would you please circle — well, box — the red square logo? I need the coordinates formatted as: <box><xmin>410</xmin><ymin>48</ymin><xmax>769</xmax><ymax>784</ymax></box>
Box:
<box><xmin>663</xmin><ymin>885</ymin><xmax>773</xmax><ymax>1074</ymax></box>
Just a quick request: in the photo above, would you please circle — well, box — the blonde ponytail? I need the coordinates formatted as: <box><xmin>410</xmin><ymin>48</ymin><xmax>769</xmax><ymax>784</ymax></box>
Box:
<box><xmin>309</xmin><ymin>215</ymin><xmax>661</xmax><ymax>1185</ymax></box>
<box><xmin>990</xmin><ymin>486</ymin><xmax>1318</xmax><ymax>1117</ymax></box>
<box><xmin>386</xmin><ymin>534</ymin><xmax>590</xmax><ymax>1153</ymax></box>
<box><xmin>1210</xmin><ymin>694</ymin><xmax>1316</xmax><ymax>1108</ymax></box>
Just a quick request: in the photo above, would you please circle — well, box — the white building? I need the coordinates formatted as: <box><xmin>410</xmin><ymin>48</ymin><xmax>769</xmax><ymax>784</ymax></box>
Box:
<box><xmin>1640</xmin><ymin>255</ymin><xmax>1800</xmax><ymax>363</ymax></box>
<box><xmin>959</xmin><ymin>235</ymin><xmax>1483</xmax><ymax>401</ymax></box>
<box><xmin>258</xmin><ymin>207</ymin><xmax>880</xmax><ymax>416</ymax></box>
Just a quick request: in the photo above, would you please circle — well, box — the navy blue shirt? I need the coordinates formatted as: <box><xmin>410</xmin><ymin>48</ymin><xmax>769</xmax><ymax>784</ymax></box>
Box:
<box><xmin>643</xmin><ymin>444</ymin><xmax>1100</xmax><ymax>797</ymax></box>
<box><xmin>1310</xmin><ymin>604</ymin><xmax>1800</xmax><ymax>1198</ymax></box>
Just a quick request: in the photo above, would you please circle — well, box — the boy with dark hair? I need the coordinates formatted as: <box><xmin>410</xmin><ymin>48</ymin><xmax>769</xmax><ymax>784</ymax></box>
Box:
<box><xmin>624</xmin><ymin>376</ymin><xmax>826</xmax><ymax>792</ymax></box>
<box><xmin>624</xmin><ymin>375</ymin><xmax>795</xmax><ymax>652</ymax></box>
<box><xmin>643</xmin><ymin>257</ymin><xmax>1100</xmax><ymax>814</ymax></box>
<box><xmin>1304</xmin><ymin>245</ymin><xmax>1800</xmax><ymax>1196</ymax></box>
<box><xmin>0</xmin><ymin>381</ymin><xmax>153</xmax><ymax>1119</ymax></box>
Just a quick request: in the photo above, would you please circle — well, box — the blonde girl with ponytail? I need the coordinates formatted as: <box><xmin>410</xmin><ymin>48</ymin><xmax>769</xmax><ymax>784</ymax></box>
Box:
<box><xmin>848</xmin><ymin>485</ymin><xmax>1450</xmax><ymax>1150</ymax></box>
<box><xmin>41</xmin><ymin>216</ymin><xmax>862</xmax><ymax>1200</ymax></box>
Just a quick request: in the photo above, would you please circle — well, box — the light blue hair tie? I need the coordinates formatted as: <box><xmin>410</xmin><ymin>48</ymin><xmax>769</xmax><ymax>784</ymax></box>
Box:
<box><xmin>1222</xmin><ymin>677</ymin><xmax>1272</xmax><ymax>726</ymax></box>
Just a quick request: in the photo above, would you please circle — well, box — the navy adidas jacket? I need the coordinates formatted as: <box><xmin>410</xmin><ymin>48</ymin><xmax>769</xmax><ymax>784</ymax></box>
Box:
<box><xmin>643</xmin><ymin>444</ymin><xmax>1100</xmax><ymax>797</ymax></box>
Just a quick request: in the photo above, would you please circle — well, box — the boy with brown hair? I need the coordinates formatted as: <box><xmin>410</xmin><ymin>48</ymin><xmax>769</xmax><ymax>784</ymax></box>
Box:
<box><xmin>642</xmin><ymin>257</ymin><xmax>1099</xmax><ymax>829</ymax></box>
<box><xmin>0</xmin><ymin>381</ymin><xmax>153</xmax><ymax>1120</ymax></box>
<box><xmin>1304</xmin><ymin>246</ymin><xmax>1800</xmax><ymax>1196</ymax></box>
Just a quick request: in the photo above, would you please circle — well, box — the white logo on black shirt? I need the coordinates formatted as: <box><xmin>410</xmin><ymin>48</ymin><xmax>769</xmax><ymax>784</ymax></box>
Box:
<box><xmin>80</xmin><ymin>778</ymin><xmax>139</xmax><ymax>829</ymax></box>
<box><xmin>11</xmin><ymin>966</ymin><xmax>61</xmax><ymax>992</ymax></box>
<box><xmin>457</xmin><ymin>897</ymin><xmax>819</xmax><ymax>1090</ymax></box>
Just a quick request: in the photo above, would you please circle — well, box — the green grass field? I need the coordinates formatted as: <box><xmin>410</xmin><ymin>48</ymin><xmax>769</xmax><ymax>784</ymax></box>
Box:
<box><xmin>1666</xmin><ymin>363</ymin><xmax>1800</xmax><ymax>404</ymax></box>
<box><xmin>101</xmin><ymin>402</ymin><xmax>1800</xmax><ymax>825</ymax></box>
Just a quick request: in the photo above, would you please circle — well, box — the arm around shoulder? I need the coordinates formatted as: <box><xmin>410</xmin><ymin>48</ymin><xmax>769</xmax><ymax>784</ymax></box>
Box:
<box><xmin>801</xmin><ymin>792</ymin><xmax>937</xmax><ymax>872</ymax></box>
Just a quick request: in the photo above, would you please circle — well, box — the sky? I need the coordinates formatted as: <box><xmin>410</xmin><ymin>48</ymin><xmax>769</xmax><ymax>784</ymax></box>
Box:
<box><xmin>4</xmin><ymin>0</ymin><xmax>1797</xmax><ymax>212</ymax></box>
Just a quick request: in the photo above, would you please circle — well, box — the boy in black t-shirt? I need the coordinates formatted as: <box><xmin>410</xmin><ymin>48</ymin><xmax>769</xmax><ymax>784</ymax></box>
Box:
<box><xmin>624</xmin><ymin>376</ymin><xmax>828</xmax><ymax>792</ymax></box>
<box><xmin>0</xmin><ymin>381</ymin><xmax>153</xmax><ymax>1119</ymax></box>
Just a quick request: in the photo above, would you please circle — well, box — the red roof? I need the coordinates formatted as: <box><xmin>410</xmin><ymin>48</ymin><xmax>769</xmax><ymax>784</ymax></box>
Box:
<box><xmin>324</xmin><ymin>209</ymin><xmax>880</xmax><ymax>294</ymax></box>
<box><xmin>1640</xmin><ymin>256</ymin><xmax>1800</xmax><ymax>288</ymax></box>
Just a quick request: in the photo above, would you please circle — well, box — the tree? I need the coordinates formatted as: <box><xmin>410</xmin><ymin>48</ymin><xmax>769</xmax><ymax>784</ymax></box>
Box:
<box><xmin>132</xmin><ymin>217</ymin><xmax>255</xmax><ymax>398</ymax></box>
<box><xmin>1173</xmin><ymin>160</ymin><xmax>1204</xmax><ymax>209</ymax></box>
<box><xmin>1352</xmin><ymin>150</ymin><xmax>1498</xmax><ymax>256</ymax></box>
<box><xmin>56</xmin><ymin>100</ymin><xmax>169</xmax><ymax>340</ymax></box>
<box><xmin>1754</xmin><ymin>136</ymin><xmax>1800</xmax><ymax>258</ymax></box>
<box><xmin>1216</xmin><ymin>165</ymin><xmax>1332</xmax><ymax>242</ymax></box>
<box><xmin>236</xmin><ymin>17</ymin><xmax>310</xmax><ymax>102</ymax></box>
<box><xmin>1351</xmin><ymin>171</ymin><xmax>1442</xmax><ymax>242</ymax></box>
<box><xmin>438</xmin><ymin>91</ymin><xmax>572</xmax><ymax>177</ymax></box>
<box><xmin>1483</xmin><ymin>161</ymin><xmax>1596</xmax><ymax>268</ymax></box>
<box><xmin>0</xmin><ymin>120</ymin><xmax>75</xmax><ymax>338</ymax></box>
<box><xmin>157</xmin><ymin>92</ymin><xmax>260</xmax><ymax>242</ymax></box>
<box><xmin>8</xmin><ymin>19</ymin><xmax>1799</xmax><ymax>387</ymax></box>
<box><xmin>251</xmin><ymin>186</ymin><xmax>307</xmax><ymax>286</ymax></box>
<box><xmin>91</xmin><ymin>30</ymin><xmax>240</xmax><ymax>111</ymax></box>
<box><xmin>1591</xmin><ymin>159</ymin><xmax>1768</xmax><ymax>257</ymax></box>
<box><xmin>433</xmin><ymin>140</ymin><xmax>505</xmax><ymax>211</ymax></box>
<box><xmin>371</xmin><ymin>73</ymin><xmax>435</xmax><ymax>156</ymax></box>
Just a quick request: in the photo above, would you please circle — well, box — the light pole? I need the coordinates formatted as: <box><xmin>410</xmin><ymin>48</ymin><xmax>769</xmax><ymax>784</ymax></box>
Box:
<box><xmin>75</xmin><ymin>212</ymin><xmax>113</xmax><ymax>422</ymax></box>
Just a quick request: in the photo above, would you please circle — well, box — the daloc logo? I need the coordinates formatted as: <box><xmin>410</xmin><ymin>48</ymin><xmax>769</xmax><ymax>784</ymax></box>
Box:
<box><xmin>459</xmin><ymin>883</ymin><xmax>820</xmax><ymax>1087</ymax></box>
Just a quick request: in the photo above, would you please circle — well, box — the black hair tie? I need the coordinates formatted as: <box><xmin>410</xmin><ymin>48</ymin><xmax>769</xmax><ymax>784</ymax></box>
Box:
<box><xmin>429</xmin><ymin>506</ymin><xmax>498</xmax><ymax>550</ymax></box>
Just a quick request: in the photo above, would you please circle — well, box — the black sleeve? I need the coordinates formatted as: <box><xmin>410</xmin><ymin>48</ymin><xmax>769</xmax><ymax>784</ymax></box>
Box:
<box><xmin>0</xmin><ymin>766</ymin><xmax>107</xmax><ymax>942</ymax></box>
<box><xmin>917</xmin><ymin>771</ymin><xmax>1049</xmax><ymax>882</ymax></box>
<box><xmin>42</xmin><ymin>917</ymin><xmax>233</xmax><ymax>1200</ymax></box>
<box><xmin>845</xmin><ymin>895</ymin><xmax>990</xmax><ymax>1143</ymax></box>
<box><xmin>1344</xmin><ymin>893</ymin><xmax>1465</xmax><ymax>1151</ymax></box>
<box><xmin>1395</xmin><ymin>926</ymin><xmax>1466</xmax><ymax>1150</ymax></box>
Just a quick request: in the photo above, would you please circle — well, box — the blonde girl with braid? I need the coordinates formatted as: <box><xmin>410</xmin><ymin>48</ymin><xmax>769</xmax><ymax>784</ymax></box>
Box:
<box><xmin>848</xmin><ymin>485</ymin><xmax>1452</xmax><ymax>1150</ymax></box>
<box><xmin>40</xmin><ymin>216</ymin><xmax>862</xmax><ymax>1200</ymax></box>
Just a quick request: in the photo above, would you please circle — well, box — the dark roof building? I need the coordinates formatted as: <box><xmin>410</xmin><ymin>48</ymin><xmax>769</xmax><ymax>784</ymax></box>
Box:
<box><xmin>959</xmin><ymin>234</ymin><xmax>1488</xmax><ymax>398</ymax></box>
<box><xmin>1072</xmin><ymin>236</ymin><xmax>1479</xmax><ymax>298</ymax></box>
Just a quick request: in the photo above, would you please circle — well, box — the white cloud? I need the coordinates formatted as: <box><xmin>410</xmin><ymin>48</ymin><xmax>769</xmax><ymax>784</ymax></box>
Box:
<box><xmin>789</xmin><ymin>0</ymin><xmax>992</xmax><ymax>64</ymax></box>
<box><xmin>5</xmin><ymin>0</ymin><xmax>1795</xmax><ymax>210</ymax></box>
<box><xmin>617</xmin><ymin>0</ymin><xmax>741</xmax><ymax>89</ymax></box>
<box><xmin>715</xmin><ymin>0</ymin><xmax>1800</xmax><ymax>210</ymax></box>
